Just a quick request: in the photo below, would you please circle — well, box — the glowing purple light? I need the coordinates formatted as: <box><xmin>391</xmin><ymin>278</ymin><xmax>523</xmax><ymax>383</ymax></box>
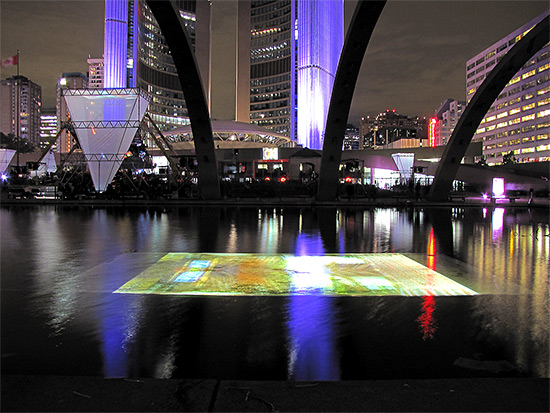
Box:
<box><xmin>296</xmin><ymin>0</ymin><xmax>343</xmax><ymax>149</ymax></box>
<box><xmin>1</xmin><ymin>173</ymin><xmax>8</xmax><ymax>181</ymax></box>
<box><xmin>492</xmin><ymin>177</ymin><xmax>505</xmax><ymax>198</ymax></box>
<box><xmin>104</xmin><ymin>0</ymin><xmax>128</xmax><ymax>88</ymax></box>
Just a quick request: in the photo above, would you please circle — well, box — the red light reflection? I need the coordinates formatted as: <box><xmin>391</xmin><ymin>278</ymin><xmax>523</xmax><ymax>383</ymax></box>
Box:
<box><xmin>418</xmin><ymin>228</ymin><xmax>438</xmax><ymax>340</ymax></box>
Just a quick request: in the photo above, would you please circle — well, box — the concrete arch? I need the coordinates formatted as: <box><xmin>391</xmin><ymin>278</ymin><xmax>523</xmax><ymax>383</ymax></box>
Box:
<box><xmin>145</xmin><ymin>0</ymin><xmax>220</xmax><ymax>199</ymax></box>
<box><xmin>428</xmin><ymin>15</ymin><xmax>549</xmax><ymax>200</ymax></box>
<box><xmin>317</xmin><ymin>1</ymin><xmax>386</xmax><ymax>201</ymax></box>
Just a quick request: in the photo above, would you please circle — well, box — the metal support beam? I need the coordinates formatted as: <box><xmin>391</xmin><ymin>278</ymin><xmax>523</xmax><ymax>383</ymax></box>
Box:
<box><xmin>145</xmin><ymin>0</ymin><xmax>220</xmax><ymax>199</ymax></box>
<box><xmin>317</xmin><ymin>1</ymin><xmax>386</xmax><ymax>201</ymax></box>
<box><xmin>145</xmin><ymin>114</ymin><xmax>183</xmax><ymax>182</ymax></box>
<box><xmin>428</xmin><ymin>15</ymin><xmax>550</xmax><ymax>200</ymax></box>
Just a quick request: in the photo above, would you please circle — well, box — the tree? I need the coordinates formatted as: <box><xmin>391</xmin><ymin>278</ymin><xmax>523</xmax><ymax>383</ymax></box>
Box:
<box><xmin>502</xmin><ymin>151</ymin><xmax>517</xmax><ymax>165</ymax></box>
<box><xmin>0</xmin><ymin>132</ymin><xmax>35</xmax><ymax>153</ymax></box>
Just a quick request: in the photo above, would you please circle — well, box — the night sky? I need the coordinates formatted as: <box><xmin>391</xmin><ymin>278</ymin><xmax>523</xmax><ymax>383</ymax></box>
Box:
<box><xmin>1</xmin><ymin>0</ymin><xmax>548</xmax><ymax>126</ymax></box>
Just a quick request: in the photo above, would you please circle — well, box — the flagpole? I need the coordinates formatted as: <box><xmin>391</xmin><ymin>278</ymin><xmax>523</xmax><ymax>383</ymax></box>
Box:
<box><xmin>16</xmin><ymin>49</ymin><xmax>20</xmax><ymax>169</ymax></box>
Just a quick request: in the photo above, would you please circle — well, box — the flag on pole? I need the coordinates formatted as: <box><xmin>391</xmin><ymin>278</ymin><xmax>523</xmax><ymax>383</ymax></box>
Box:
<box><xmin>1</xmin><ymin>55</ymin><xmax>18</xmax><ymax>67</ymax></box>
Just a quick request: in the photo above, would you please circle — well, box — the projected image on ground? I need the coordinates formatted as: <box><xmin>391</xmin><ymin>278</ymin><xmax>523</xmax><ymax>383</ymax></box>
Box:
<box><xmin>114</xmin><ymin>253</ymin><xmax>477</xmax><ymax>296</ymax></box>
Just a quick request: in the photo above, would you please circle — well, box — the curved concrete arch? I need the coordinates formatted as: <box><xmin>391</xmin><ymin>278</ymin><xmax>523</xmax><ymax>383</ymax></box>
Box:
<box><xmin>317</xmin><ymin>1</ymin><xmax>386</xmax><ymax>201</ymax></box>
<box><xmin>145</xmin><ymin>0</ymin><xmax>220</xmax><ymax>199</ymax></box>
<box><xmin>428</xmin><ymin>15</ymin><xmax>550</xmax><ymax>201</ymax></box>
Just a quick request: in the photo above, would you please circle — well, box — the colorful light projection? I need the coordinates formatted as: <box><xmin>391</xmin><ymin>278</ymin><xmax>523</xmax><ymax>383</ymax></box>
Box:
<box><xmin>114</xmin><ymin>253</ymin><xmax>478</xmax><ymax>297</ymax></box>
<box><xmin>104</xmin><ymin>0</ymin><xmax>128</xmax><ymax>88</ymax></box>
<box><xmin>296</xmin><ymin>0</ymin><xmax>344</xmax><ymax>149</ymax></box>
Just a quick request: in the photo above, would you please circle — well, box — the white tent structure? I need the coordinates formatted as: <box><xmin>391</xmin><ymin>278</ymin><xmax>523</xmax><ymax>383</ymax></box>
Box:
<box><xmin>0</xmin><ymin>149</ymin><xmax>16</xmax><ymax>175</ymax></box>
<box><xmin>37</xmin><ymin>151</ymin><xmax>57</xmax><ymax>176</ymax></box>
<box><xmin>391</xmin><ymin>153</ymin><xmax>415</xmax><ymax>183</ymax></box>
<box><xmin>64</xmin><ymin>88</ymin><xmax>149</xmax><ymax>192</ymax></box>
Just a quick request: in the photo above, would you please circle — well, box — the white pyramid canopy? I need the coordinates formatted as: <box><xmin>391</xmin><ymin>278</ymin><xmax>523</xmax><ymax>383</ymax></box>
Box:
<box><xmin>391</xmin><ymin>153</ymin><xmax>415</xmax><ymax>182</ymax></box>
<box><xmin>64</xmin><ymin>89</ymin><xmax>149</xmax><ymax>192</ymax></box>
<box><xmin>37</xmin><ymin>151</ymin><xmax>57</xmax><ymax>176</ymax></box>
<box><xmin>0</xmin><ymin>149</ymin><xmax>16</xmax><ymax>175</ymax></box>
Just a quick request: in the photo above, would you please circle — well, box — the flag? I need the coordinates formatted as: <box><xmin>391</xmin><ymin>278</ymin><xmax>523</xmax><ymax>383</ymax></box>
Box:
<box><xmin>1</xmin><ymin>54</ymin><xmax>18</xmax><ymax>67</ymax></box>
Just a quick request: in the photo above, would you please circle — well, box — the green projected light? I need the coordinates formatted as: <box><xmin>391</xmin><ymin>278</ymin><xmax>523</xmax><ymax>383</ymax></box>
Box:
<box><xmin>114</xmin><ymin>253</ymin><xmax>478</xmax><ymax>297</ymax></box>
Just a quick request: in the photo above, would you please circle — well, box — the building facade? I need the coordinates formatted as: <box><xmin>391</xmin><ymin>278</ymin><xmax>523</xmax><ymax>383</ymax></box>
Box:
<box><xmin>56</xmin><ymin>72</ymin><xmax>88</xmax><ymax>153</ymax></box>
<box><xmin>430</xmin><ymin>99</ymin><xmax>466</xmax><ymax>147</ymax></box>
<box><xmin>467</xmin><ymin>11</ymin><xmax>550</xmax><ymax>164</ymax></box>
<box><xmin>243</xmin><ymin>0</ymin><xmax>344</xmax><ymax>149</ymax></box>
<box><xmin>360</xmin><ymin>110</ymin><xmax>428</xmax><ymax>149</ymax></box>
<box><xmin>102</xmin><ymin>0</ymin><xmax>210</xmax><ymax>133</ymax></box>
<box><xmin>39</xmin><ymin>108</ymin><xmax>58</xmax><ymax>150</ymax></box>
<box><xmin>0</xmin><ymin>75</ymin><xmax>42</xmax><ymax>148</ymax></box>
<box><xmin>87</xmin><ymin>56</ymin><xmax>105</xmax><ymax>89</ymax></box>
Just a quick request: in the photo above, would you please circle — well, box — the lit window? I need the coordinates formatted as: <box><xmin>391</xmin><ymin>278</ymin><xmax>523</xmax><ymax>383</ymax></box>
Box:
<box><xmin>510</xmin><ymin>108</ymin><xmax>521</xmax><ymax>115</ymax></box>
<box><xmin>486</xmin><ymin>115</ymin><xmax>496</xmax><ymax>122</ymax></box>
<box><xmin>537</xmin><ymin>98</ymin><xmax>550</xmax><ymax>106</ymax></box>
<box><xmin>496</xmin><ymin>111</ymin><xmax>508</xmax><ymax>119</ymax></box>
<box><xmin>538</xmin><ymin>62</ymin><xmax>550</xmax><ymax>72</ymax></box>
<box><xmin>496</xmin><ymin>122</ymin><xmax>508</xmax><ymax>128</ymax></box>
<box><xmin>522</xmin><ymin>114</ymin><xmax>535</xmax><ymax>122</ymax></box>
<box><xmin>509</xmin><ymin>117</ymin><xmax>521</xmax><ymax>125</ymax></box>
<box><xmin>537</xmin><ymin>134</ymin><xmax>549</xmax><ymax>140</ymax></box>
<box><xmin>522</xmin><ymin>103</ymin><xmax>535</xmax><ymax>111</ymax></box>
<box><xmin>536</xmin><ymin>144</ymin><xmax>550</xmax><ymax>151</ymax></box>
<box><xmin>522</xmin><ymin>69</ymin><xmax>536</xmax><ymax>79</ymax></box>
<box><xmin>468</xmin><ymin>87</ymin><xmax>476</xmax><ymax>95</ymax></box>
<box><xmin>508</xmin><ymin>75</ymin><xmax>520</xmax><ymax>85</ymax></box>
<box><xmin>476</xmin><ymin>127</ymin><xmax>486</xmax><ymax>134</ymax></box>
<box><xmin>537</xmin><ymin>109</ymin><xmax>550</xmax><ymax>118</ymax></box>
<box><xmin>521</xmin><ymin>147</ymin><xmax>535</xmax><ymax>153</ymax></box>
<box><xmin>486</xmin><ymin>125</ymin><xmax>496</xmax><ymax>131</ymax></box>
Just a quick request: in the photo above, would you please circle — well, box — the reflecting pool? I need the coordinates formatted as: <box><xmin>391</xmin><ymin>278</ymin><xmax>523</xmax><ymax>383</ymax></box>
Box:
<box><xmin>1</xmin><ymin>206</ymin><xmax>548</xmax><ymax>380</ymax></box>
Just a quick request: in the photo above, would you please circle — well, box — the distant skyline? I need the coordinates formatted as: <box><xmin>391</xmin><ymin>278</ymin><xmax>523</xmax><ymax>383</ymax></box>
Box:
<box><xmin>1</xmin><ymin>0</ymin><xmax>548</xmax><ymax>126</ymax></box>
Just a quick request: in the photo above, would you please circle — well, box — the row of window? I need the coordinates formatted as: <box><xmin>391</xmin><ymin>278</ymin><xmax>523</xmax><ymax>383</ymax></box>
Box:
<box><xmin>250</xmin><ymin>74</ymin><xmax>290</xmax><ymax>88</ymax></box>
<box><xmin>250</xmin><ymin>91</ymin><xmax>290</xmax><ymax>103</ymax></box>
<box><xmin>467</xmin><ymin>25</ymin><xmax>536</xmax><ymax>71</ymax></box>
<box><xmin>250</xmin><ymin>108</ymin><xmax>290</xmax><ymax>119</ymax></box>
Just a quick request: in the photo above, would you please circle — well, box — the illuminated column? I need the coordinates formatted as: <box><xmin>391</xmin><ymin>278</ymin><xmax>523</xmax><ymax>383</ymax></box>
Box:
<box><xmin>297</xmin><ymin>0</ymin><xmax>343</xmax><ymax>149</ymax></box>
<box><xmin>104</xmin><ymin>0</ymin><xmax>128</xmax><ymax>88</ymax></box>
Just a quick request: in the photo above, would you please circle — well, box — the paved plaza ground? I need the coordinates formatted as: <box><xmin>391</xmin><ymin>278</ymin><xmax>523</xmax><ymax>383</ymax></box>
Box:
<box><xmin>2</xmin><ymin>375</ymin><xmax>549</xmax><ymax>412</ymax></box>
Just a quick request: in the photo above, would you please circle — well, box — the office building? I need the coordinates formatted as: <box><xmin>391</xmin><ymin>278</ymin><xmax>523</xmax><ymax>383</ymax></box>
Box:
<box><xmin>40</xmin><ymin>108</ymin><xmax>58</xmax><ymax>150</ymax></box>
<box><xmin>241</xmin><ymin>0</ymin><xmax>344</xmax><ymax>149</ymax></box>
<box><xmin>467</xmin><ymin>11</ymin><xmax>549</xmax><ymax>164</ymax></box>
<box><xmin>87</xmin><ymin>56</ymin><xmax>105</xmax><ymax>89</ymax></box>
<box><xmin>343</xmin><ymin>124</ymin><xmax>361</xmax><ymax>150</ymax></box>
<box><xmin>0</xmin><ymin>75</ymin><xmax>42</xmax><ymax>148</ymax></box>
<box><xmin>103</xmin><ymin>0</ymin><xmax>210</xmax><ymax>133</ymax></box>
<box><xmin>429</xmin><ymin>99</ymin><xmax>466</xmax><ymax>147</ymax></box>
<box><xmin>360</xmin><ymin>110</ymin><xmax>427</xmax><ymax>149</ymax></box>
<box><xmin>56</xmin><ymin>72</ymin><xmax>88</xmax><ymax>153</ymax></box>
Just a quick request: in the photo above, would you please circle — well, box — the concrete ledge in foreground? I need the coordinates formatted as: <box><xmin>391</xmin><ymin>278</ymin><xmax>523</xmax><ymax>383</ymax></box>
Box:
<box><xmin>2</xmin><ymin>375</ymin><xmax>549</xmax><ymax>412</ymax></box>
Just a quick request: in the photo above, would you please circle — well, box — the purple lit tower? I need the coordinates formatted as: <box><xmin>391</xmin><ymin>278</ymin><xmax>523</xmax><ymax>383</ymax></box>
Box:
<box><xmin>297</xmin><ymin>0</ymin><xmax>343</xmax><ymax>149</ymax></box>
<box><xmin>104</xmin><ymin>0</ymin><xmax>129</xmax><ymax>88</ymax></box>
<box><xmin>244</xmin><ymin>0</ymin><xmax>344</xmax><ymax>149</ymax></box>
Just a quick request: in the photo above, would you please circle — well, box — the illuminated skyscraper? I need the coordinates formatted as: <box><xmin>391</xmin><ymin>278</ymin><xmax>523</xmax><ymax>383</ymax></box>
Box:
<box><xmin>0</xmin><ymin>75</ymin><xmax>42</xmax><ymax>148</ymax></box>
<box><xmin>468</xmin><ymin>10</ymin><xmax>549</xmax><ymax>164</ymax></box>
<box><xmin>243</xmin><ymin>0</ymin><xmax>344</xmax><ymax>149</ymax></box>
<box><xmin>103</xmin><ymin>0</ymin><xmax>210</xmax><ymax>131</ymax></box>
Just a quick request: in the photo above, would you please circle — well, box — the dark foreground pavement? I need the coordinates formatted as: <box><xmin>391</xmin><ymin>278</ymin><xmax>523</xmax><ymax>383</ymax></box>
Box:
<box><xmin>1</xmin><ymin>376</ymin><xmax>549</xmax><ymax>412</ymax></box>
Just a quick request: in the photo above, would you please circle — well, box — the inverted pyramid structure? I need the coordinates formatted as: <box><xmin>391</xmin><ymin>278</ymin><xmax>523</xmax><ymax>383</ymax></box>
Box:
<box><xmin>0</xmin><ymin>149</ymin><xmax>16</xmax><ymax>175</ymax></box>
<box><xmin>38</xmin><ymin>151</ymin><xmax>57</xmax><ymax>176</ymax></box>
<box><xmin>391</xmin><ymin>153</ymin><xmax>415</xmax><ymax>182</ymax></box>
<box><xmin>64</xmin><ymin>89</ymin><xmax>149</xmax><ymax>192</ymax></box>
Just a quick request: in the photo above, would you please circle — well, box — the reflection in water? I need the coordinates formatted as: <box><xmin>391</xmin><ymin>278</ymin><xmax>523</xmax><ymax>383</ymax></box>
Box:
<box><xmin>287</xmin><ymin>232</ymin><xmax>340</xmax><ymax>380</ymax></box>
<box><xmin>417</xmin><ymin>229</ymin><xmax>438</xmax><ymax>340</ymax></box>
<box><xmin>1</xmin><ymin>206</ymin><xmax>548</xmax><ymax>380</ymax></box>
